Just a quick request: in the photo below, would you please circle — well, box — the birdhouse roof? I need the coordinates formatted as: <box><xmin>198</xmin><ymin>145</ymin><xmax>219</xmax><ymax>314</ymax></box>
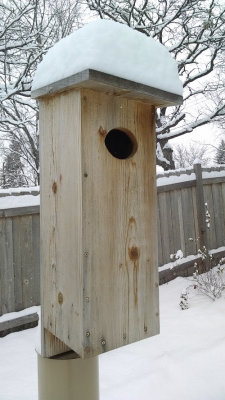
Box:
<box><xmin>31</xmin><ymin>20</ymin><xmax>183</xmax><ymax>107</ymax></box>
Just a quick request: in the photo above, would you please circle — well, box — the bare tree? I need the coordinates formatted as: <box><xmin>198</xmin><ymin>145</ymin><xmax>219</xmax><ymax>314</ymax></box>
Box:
<box><xmin>85</xmin><ymin>0</ymin><xmax>225</xmax><ymax>169</ymax></box>
<box><xmin>172</xmin><ymin>143</ymin><xmax>212</xmax><ymax>169</ymax></box>
<box><xmin>0</xmin><ymin>0</ymin><xmax>81</xmax><ymax>186</ymax></box>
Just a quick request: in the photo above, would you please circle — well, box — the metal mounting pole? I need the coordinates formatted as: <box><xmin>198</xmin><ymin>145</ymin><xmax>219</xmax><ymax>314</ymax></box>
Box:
<box><xmin>37</xmin><ymin>353</ymin><xmax>99</xmax><ymax>400</ymax></box>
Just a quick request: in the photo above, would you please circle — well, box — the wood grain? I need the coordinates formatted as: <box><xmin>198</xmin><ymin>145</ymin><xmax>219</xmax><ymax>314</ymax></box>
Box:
<box><xmin>39</xmin><ymin>91</ymin><xmax>83</xmax><ymax>357</ymax></box>
<box><xmin>81</xmin><ymin>88</ymin><xmax>159</xmax><ymax>357</ymax></box>
<box><xmin>0</xmin><ymin>218</ymin><xmax>14</xmax><ymax>315</ymax></box>
<box><xmin>39</xmin><ymin>87</ymin><xmax>159</xmax><ymax>358</ymax></box>
<box><xmin>0</xmin><ymin>313</ymin><xmax>38</xmax><ymax>337</ymax></box>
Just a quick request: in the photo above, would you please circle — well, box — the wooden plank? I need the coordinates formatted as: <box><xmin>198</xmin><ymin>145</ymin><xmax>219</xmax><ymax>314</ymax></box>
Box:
<box><xmin>158</xmin><ymin>192</ymin><xmax>171</xmax><ymax>265</ymax></box>
<box><xmin>0</xmin><ymin>218</ymin><xmax>15</xmax><ymax>315</ymax></box>
<box><xmin>81</xmin><ymin>88</ymin><xmax>159</xmax><ymax>357</ymax></box>
<box><xmin>169</xmin><ymin>190</ymin><xmax>182</xmax><ymax>257</ymax></box>
<box><xmin>0</xmin><ymin>313</ymin><xmax>39</xmax><ymax>337</ymax></box>
<box><xmin>32</xmin><ymin>214</ymin><xmax>40</xmax><ymax>305</ymax></box>
<box><xmin>157</xmin><ymin>179</ymin><xmax>196</xmax><ymax>193</ymax></box>
<box><xmin>177</xmin><ymin>190</ymin><xmax>186</xmax><ymax>256</ymax></box>
<box><xmin>191</xmin><ymin>187</ymin><xmax>199</xmax><ymax>255</ymax></box>
<box><xmin>0</xmin><ymin>219</ymin><xmax>7</xmax><ymax>315</ymax></box>
<box><xmin>194</xmin><ymin>163</ymin><xmax>209</xmax><ymax>251</ymax></box>
<box><xmin>39</xmin><ymin>91</ymin><xmax>83</xmax><ymax>358</ymax></box>
<box><xmin>167</xmin><ymin>192</ymin><xmax>177</xmax><ymax>257</ymax></box>
<box><xmin>221</xmin><ymin>183</ymin><xmax>225</xmax><ymax>242</ymax></box>
<box><xmin>159</xmin><ymin>257</ymin><xmax>202</xmax><ymax>284</ymax></box>
<box><xmin>31</xmin><ymin>68</ymin><xmax>183</xmax><ymax>107</ymax></box>
<box><xmin>181</xmin><ymin>188</ymin><xmax>196</xmax><ymax>256</ymax></box>
<box><xmin>157</xmin><ymin>203</ymin><xmax>163</xmax><ymax>267</ymax></box>
<box><xmin>203</xmin><ymin>176</ymin><xmax>225</xmax><ymax>185</ymax></box>
<box><xmin>157</xmin><ymin>174</ymin><xmax>225</xmax><ymax>194</ymax></box>
<box><xmin>1</xmin><ymin>206</ymin><xmax>40</xmax><ymax>218</ymax></box>
<box><xmin>12</xmin><ymin>217</ymin><xmax>23</xmax><ymax>311</ymax></box>
<box><xmin>203</xmin><ymin>184</ymin><xmax>217</xmax><ymax>250</ymax></box>
<box><xmin>211</xmin><ymin>183</ymin><xmax>225</xmax><ymax>248</ymax></box>
<box><xmin>20</xmin><ymin>216</ymin><xmax>35</xmax><ymax>309</ymax></box>
<box><xmin>159</xmin><ymin>248</ymin><xmax>225</xmax><ymax>285</ymax></box>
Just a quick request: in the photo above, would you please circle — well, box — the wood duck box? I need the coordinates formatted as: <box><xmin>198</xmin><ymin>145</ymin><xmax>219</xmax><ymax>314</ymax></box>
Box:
<box><xmin>32</xmin><ymin>21</ymin><xmax>182</xmax><ymax>359</ymax></box>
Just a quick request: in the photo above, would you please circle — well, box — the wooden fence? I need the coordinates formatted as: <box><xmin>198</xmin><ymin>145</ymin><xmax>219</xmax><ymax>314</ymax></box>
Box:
<box><xmin>1</xmin><ymin>164</ymin><xmax>225</xmax><ymax>315</ymax></box>
<box><xmin>0</xmin><ymin>206</ymin><xmax>40</xmax><ymax>316</ymax></box>
<box><xmin>157</xmin><ymin>164</ymin><xmax>225</xmax><ymax>266</ymax></box>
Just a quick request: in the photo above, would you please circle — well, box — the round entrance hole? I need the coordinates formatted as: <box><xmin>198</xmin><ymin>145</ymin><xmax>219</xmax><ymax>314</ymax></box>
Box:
<box><xmin>104</xmin><ymin>129</ymin><xmax>137</xmax><ymax>160</ymax></box>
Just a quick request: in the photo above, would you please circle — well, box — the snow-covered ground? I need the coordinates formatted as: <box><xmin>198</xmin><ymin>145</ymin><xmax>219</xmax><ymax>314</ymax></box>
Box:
<box><xmin>1</xmin><ymin>277</ymin><xmax>225</xmax><ymax>400</ymax></box>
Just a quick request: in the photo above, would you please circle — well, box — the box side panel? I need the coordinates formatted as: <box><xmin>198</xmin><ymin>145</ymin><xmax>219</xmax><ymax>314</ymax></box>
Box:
<box><xmin>39</xmin><ymin>90</ymin><xmax>83</xmax><ymax>357</ymax></box>
<box><xmin>80</xmin><ymin>89</ymin><xmax>159</xmax><ymax>358</ymax></box>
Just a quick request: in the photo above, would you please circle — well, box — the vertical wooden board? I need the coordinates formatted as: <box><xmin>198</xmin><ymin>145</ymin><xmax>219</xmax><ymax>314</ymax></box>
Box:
<box><xmin>203</xmin><ymin>184</ymin><xmax>216</xmax><ymax>250</ymax></box>
<box><xmin>32</xmin><ymin>214</ymin><xmax>40</xmax><ymax>305</ymax></box>
<box><xmin>0</xmin><ymin>219</ymin><xmax>2</xmax><ymax>315</ymax></box>
<box><xmin>81</xmin><ymin>89</ymin><xmax>159</xmax><ymax>357</ymax></box>
<box><xmin>194</xmin><ymin>164</ymin><xmax>209</xmax><ymax>252</ymax></box>
<box><xmin>12</xmin><ymin>216</ymin><xmax>23</xmax><ymax>311</ymax></box>
<box><xmin>169</xmin><ymin>190</ymin><xmax>183</xmax><ymax>257</ymax></box>
<box><xmin>211</xmin><ymin>183</ymin><xmax>225</xmax><ymax>248</ymax></box>
<box><xmin>13</xmin><ymin>216</ymin><xmax>34</xmax><ymax>310</ymax></box>
<box><xmin>167</xmin><ymin>192</ymin><xmax>177</xmax><ymax>257</ymax></box>
<box><xmin>0</xmin><ymin>218</ymin><xmax>14</xmax><ymax>315</ymax></box>
<box><xmin>220</xmin><ymin>183</ymin><xmax>225</xmax><ymax>244</ymax></box>
<box><xmin>177</xmin><ymin>190</ymin><xmax>185</xmax><ymax>256</ymax></box>
<box><xmin>0</xmin><ymin>219</ymin><xmax>7</xmax><ymax>315</ymax></box>
<box><xmin>181</xmin><ymin>188</ymin><xmax>196</xmax><ymax>256</ymax></box>
<box><xmin>191</xmin><ymin>187</ymin><xmax>199</xmax><ymax>255</ymax></box>
<box><xmin>158</xmin><ymin>192</ymin><xmax>171</xmax><ymax>265</ymax></box>
<box><xmin>39</xmin><ymin>91</ymin><xmax>83</xmax><ymax>357</ymax></box>
<box><xmin>21</xmin><ymin>216</ymin><xmax>35</xmax><ymax>309</ymax></box>
<box><xmin>157</xmin><ymin>202</ymin><xmax>163</xmax><ymax>267</ymax></box>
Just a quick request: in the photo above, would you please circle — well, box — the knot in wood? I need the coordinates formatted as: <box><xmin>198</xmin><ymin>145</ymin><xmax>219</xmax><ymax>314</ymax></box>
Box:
<box><xmin>128</xmin><ymin>246</ymin><xmax>140</xmax><ymax>262</ymax></box>
<box><xmin>58</xmin><ymin>292</ymin><xmax>63</xmax><ymax>305</ymax></box>
<box><xmin>98</xmin><ymin>126</ymin><xmax>107</xmax><ymax>138</ymax></box>
<box><xmin>52</xmin><ymin>181</ymin><xmax>57</xmax><ymax>194</ymax></box>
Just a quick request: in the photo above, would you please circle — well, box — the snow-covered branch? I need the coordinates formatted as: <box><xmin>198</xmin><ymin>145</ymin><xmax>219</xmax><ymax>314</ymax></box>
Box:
<box><xmin>86</xmin><ymin>0</ymin><xmax>225</xmax><ymax>168</ymax></box>
<box><xmin>0</xmin><ymin>0</ymin><xmax>82</xmax><ymax>187</ymax></box>
<box><xmin>157</xmin><ymin>101</ymin><xmax>225</xmax><ymax>140</ymax></box>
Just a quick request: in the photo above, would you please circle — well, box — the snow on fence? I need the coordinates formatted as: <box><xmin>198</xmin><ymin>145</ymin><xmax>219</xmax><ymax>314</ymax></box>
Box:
<box><xmin>1</xmin><ymin>165</ymin><xmax>225</xmax><ymax>315</ymax></box>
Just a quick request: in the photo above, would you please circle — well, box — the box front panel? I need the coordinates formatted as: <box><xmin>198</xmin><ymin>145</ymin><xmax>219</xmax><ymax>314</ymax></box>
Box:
<box><xmin>81</xmin><ymin>89</ymin><xmax>159</xmax><ymax>357</ymax></box>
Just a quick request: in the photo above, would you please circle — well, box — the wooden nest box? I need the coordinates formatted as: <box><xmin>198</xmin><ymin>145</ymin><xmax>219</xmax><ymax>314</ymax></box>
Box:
<box><xmin>32</xmin><ymin>22</ymin><xmax>182</xmax><ymax>359</ymax></box>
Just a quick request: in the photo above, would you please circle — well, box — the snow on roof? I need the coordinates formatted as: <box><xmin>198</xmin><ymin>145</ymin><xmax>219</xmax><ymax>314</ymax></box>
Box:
<box><xmin>32</xmin><ymin>19</ymin><xmax>183</xmax><ymax>96</ymax></box>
